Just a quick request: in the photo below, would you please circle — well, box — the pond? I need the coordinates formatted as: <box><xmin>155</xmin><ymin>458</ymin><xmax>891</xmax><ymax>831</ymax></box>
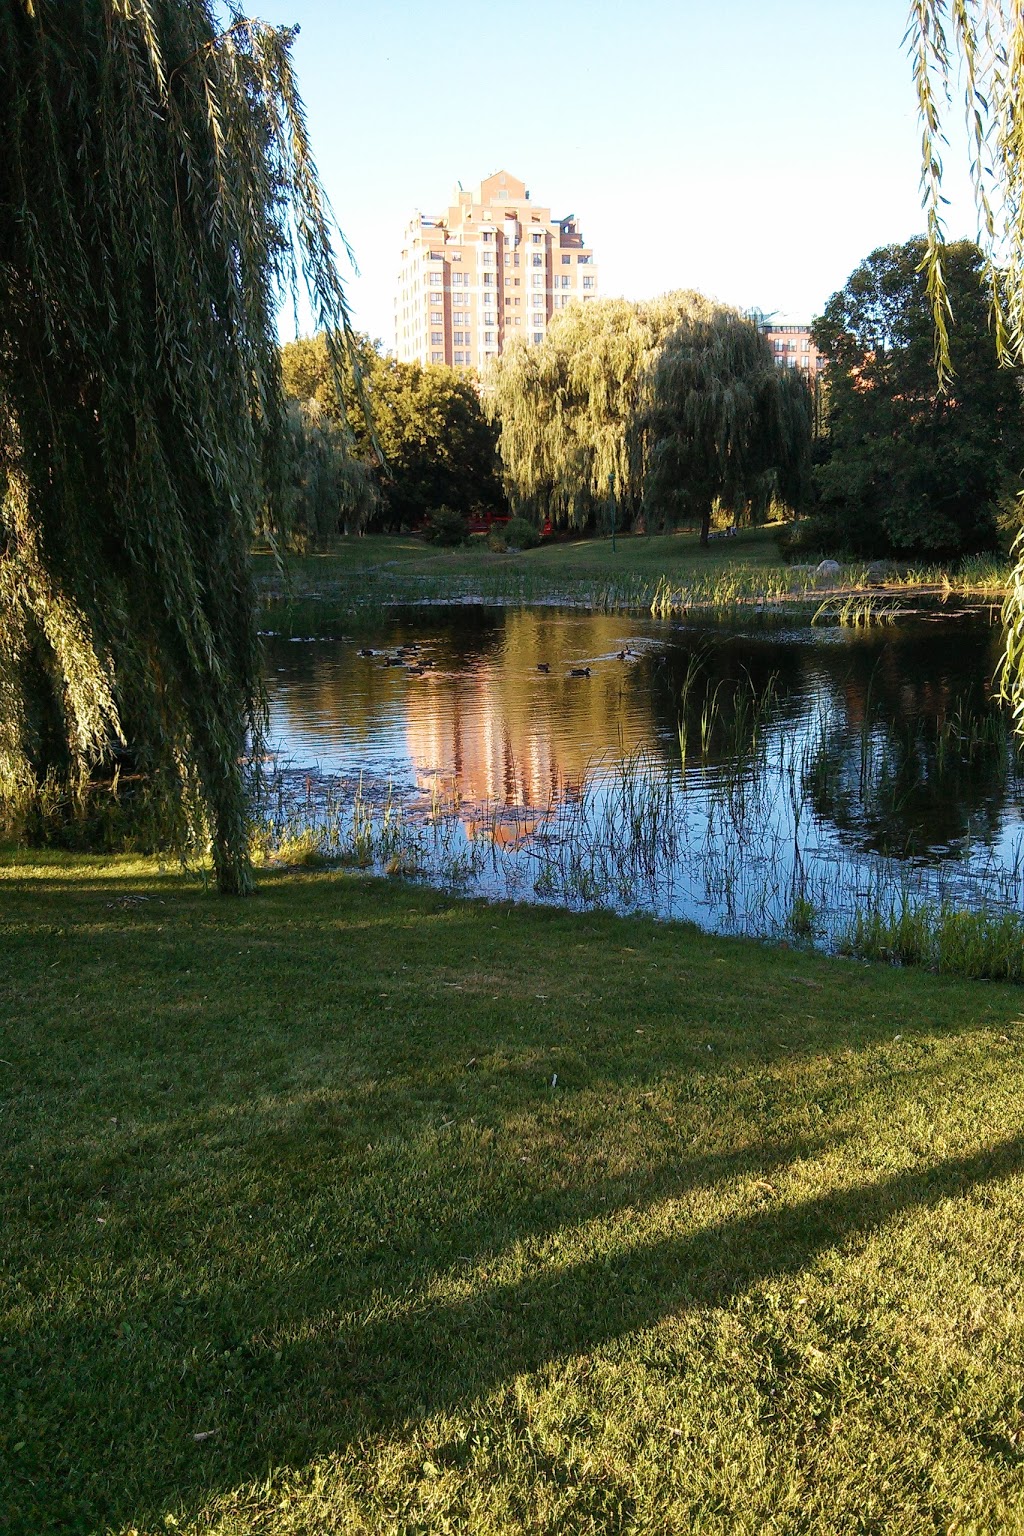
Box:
<box><xmin>261</xmin><ymin>605</ymin><xmax>1024</xmax><ymax>948</ymax></box>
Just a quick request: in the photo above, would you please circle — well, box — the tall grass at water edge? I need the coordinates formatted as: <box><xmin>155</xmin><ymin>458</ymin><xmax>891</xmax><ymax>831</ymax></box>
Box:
<box><xmin>256</xmin><ymin>685</ymin><xmax>1024</xmax><ymax>982</ymax></box>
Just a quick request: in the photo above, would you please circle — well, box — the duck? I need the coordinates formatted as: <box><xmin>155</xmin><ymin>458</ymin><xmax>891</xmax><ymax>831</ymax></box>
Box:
<box><xmin>536</xmin><ymin>662</ymin><xmax>550</xmax><ymax>673</ymax></box>
<box><xmin>358</xmin><ymin>647</ymin><xmax>374</xmax><ymax>658</ymax></box>
<box><xmin>569</xmin><ymin>666</ymin><xmax>591</xmax><ymax>678</ymax></box>
<box><xmin>616</xmin><ymin>648</ymin><xmax>630</xmax><ymax>661</ymax></box>
<box><xmin>406</xmin><ymin>665</ymin><xmax>425</xmax><ymax>676</ymax></box>
<box><xmin>385</xmin><ymin>656</ymin><xmax>405</xmax><ymax>667</ymax></box>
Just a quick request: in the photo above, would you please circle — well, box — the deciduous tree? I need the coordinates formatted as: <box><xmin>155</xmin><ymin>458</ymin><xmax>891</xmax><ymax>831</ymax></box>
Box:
<box><xmin>643</xmin><ymin>309</ymin><xmax>811</xmax><ymax>545</ymax></box>
<box><xmin>810</xmin><ymin>238</ymin><xmax>1022</xmax><ymax>558</ymax></box>
<box><xmin>489</xmin><ymin>292</ymin><xmax>718</xmax><ymax>530</ymax></box>
<box><xmin>281</xmin><ymin>336</ymin><xmax>504</xmax><ymax>530</ymax></box>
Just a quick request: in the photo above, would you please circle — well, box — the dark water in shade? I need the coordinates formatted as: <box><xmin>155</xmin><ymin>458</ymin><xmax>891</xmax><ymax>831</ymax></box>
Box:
<box><xmin>262</xmin><ymin>606</ymin><xmax>1024</xmax><ymax>940</ymax></box>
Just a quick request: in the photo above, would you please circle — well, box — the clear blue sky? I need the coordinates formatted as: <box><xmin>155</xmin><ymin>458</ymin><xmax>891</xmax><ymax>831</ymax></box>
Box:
<box><xmin>278</xmin><ymin>0</ymin><xmax>977</xmax><ymax>347</ymax></box>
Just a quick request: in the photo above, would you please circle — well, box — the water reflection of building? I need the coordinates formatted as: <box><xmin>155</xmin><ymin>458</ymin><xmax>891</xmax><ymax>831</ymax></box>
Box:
<box><xmin>405</xmin><ymin>613</ymin><xmax>652</xmax><ymax>843</ymax></box>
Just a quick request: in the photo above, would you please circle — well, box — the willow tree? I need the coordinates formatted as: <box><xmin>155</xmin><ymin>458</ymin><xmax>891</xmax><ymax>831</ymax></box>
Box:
<box><xmin>488</xmin><ymin>291</ymin><xmax>717</xmax><ymax>530</ymax></box>
<box><xmin>643</xmin><ymin>309</ymin><xmax>811</xmax><ymax>546</ymax></box>
<box><xmin>909</xmin><ymin>1</ymin><xmax>1024</xmax><ymax>721</ymax></box>
<box><xmin>0</xmin><ymin>0</ymin><xmax>359</xmax><ymax>892</ymax></box>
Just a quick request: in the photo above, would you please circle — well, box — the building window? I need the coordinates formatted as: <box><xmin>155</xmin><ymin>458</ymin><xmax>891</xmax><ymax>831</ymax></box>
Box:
<box><xmin>429</xmin><ymin>273</ymin><xmax>443</xmax><ymax>286</ymax></box>
<box><xmin>774</xmin><ymin>339</ymin><xmax>783</xmax><ymax>352</ymax></box>
<box><xmin>532</xmin><ymin>275</ymin><xmax>544</xmax><ymax>288</ymax></box>
<box><xmin>532</xmin><ymin>232</ymin><xmax>542</xmax><ymax>244</ymax></box>
<box><xmin>514</xmin><ymin>278</ymin><xmax>521</xmax><ymax>286</ymax></box>
<box><xmin>454</xmin><ymin>330</ymin><xmax>468</xmax><ymax>344</ymax></box>
<box><xmin>484</xmin><ymin>311</ymin><xmax>495</xmax><ymax>324</ymax></box>
<box><xmin>431</xmin><ymin>311</ymin><xmax>442</xmax><ymax>323</ymax></box>
<box><xmin>454</xmin><ymin>350</ymin><xmax>466</xmax><ymax>364</ymax></box>
<box><xmin>513</xmin><ymin>253</ymin><xmax>520</xmax><ymax>266</ymax></box>
<box><xmin>482</xmin><ymin>230</ymin><xmax>494</xmax><ymax>242</ymax></box>
<box><xmin>577</xmin><ymin>254</ymin><xmax>591</xmax><ymax>264</ymax></box>
<box><xmin>532</xmin><ymin>253</ymin><xmax>544</xmax><ymax>267</ymax></box>
<box><xmin>582</xmin><ymin>276</ymin><xmax>594</xmax><ymax>289</ymax></box>
<box><xmin>430</xmin><ymin>331</ymin><xmax>442</xmax><ymax>344</ymax></box>
<box><xmin>561</xmin><ymin>255</ymin><xmax>571</xmax><ymax>264</ymax></box>
<box><xmin>533</xmin><ymin>331</ymin><xmax>544</xmax><ymax>344</ymax></box>
<box><xmin>561</xmin><ymin>276</ymin><xmax>571</xmax><ymax>289</ymax></box>
<box><xmin>513</xmin><ymin>316</ymin><xmax>521</xmax><ymax>324</ymax></box>
<box><xmin>431</xmin><ymin>351</ymin><xmax>443</xmax><ymax>362</ymax></box>
<box><xmin>481</xmin><ymin>252</ymin><xmax>494</xmax><ymax>266</ymax></box>
<box><xmin>484</xmin><ymin>330</ymin><xmax>495</xmax><ymax>343</ymax></box>
<box><xmin>483</xmin><ymin>274</ymin><xmax>494</xmax><ymax>286</ymax></box>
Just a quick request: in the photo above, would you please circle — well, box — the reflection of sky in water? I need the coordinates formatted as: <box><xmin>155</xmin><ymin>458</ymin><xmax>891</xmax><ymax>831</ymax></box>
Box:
<box><xmin>263</xmin><ymin>607</ymin><xmax>1024</xmax><ymax>939</ymax></box>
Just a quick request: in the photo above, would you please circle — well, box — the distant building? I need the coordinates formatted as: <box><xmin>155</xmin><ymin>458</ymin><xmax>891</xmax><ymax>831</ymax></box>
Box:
<box><xmin>394</xmin><ymin>170</ymin><xmax>598</xmax><ymax>369</ymax></box>
<box><xmin>760</xmin><ymin>316</ymin><xmax>826</xmax><ymax>375</ymax></box>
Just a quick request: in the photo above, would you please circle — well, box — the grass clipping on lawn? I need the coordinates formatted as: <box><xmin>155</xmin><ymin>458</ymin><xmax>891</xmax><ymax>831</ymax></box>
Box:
<box><xmin>3</xmin><ymin>854</ymin><xmax>1024</xmax><ymax>1534</ymax></box>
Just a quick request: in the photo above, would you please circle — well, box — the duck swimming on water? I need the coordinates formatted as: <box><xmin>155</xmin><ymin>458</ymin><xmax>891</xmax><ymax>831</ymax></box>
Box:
<box><xmin>569</xmin><ymin>666</ymin><xmax>591</xmax><ymax>678</ymax></box>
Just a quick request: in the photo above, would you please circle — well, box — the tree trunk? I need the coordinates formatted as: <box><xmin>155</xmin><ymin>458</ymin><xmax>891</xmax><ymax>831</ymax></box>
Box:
<box><xmin>699</xmin><ymin>502</ymin><xmax>712</xmax><ymax>547</ymax></box>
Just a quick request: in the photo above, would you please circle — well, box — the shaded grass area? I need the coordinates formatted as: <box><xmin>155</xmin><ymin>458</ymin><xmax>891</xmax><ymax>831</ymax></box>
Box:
<box><xmin>255</xmin><ymin>529</ymin><xmax>1008</xmax><ymax>636</ymax></box>
<box><xmin>4</xmin><ymin>853</ymin><xmax>1024</xmax><ymax>1533</ymax></box>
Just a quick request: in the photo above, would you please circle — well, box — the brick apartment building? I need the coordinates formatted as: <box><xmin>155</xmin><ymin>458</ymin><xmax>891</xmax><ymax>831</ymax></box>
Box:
<box><xmin>394</xmin><ymin>170</ymin><xmax>598</xmax><ymax>369</ymax></box>
<box><xmin>760</xmin><ymin>315</ymin><xmax>826</xmax><ymax>375</ymax></box>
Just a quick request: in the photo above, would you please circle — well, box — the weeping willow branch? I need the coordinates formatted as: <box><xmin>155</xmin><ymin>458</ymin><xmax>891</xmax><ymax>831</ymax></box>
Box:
<box><xmin>0</xmin><ymin>0</ymin><xmax>361</xmax><ymax>892</ymax></box>
<box><xmin>908</xmin><ymin>1</ymin><xmax>1024</xmax><ymax>722</ymax></box>
<box><xmin>487</xmin><ymin>292</ymin><xmax>721</xmax><ymax>528</ymax></box>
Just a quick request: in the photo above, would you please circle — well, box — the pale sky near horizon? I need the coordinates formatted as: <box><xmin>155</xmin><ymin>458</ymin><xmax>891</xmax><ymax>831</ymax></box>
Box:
<box><xmin>277</xmin><ymin>0</ymin><xmax>979</xmax><ymax>348</ymax></box>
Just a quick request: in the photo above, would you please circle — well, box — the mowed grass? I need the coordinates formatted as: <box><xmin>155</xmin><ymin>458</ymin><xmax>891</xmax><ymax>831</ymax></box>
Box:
<box><xmin>4</xmin><ymin>852</ymin><xmax>1024</xmax><ymax>1533</ymax></box>
<box><xmin>258</xmin><ymin>525</ymin><xmax>785</xmax><ymax>587</ymax></box>
<box><xmin>254</xmin><ymin>526</ymin><xmax>787</xmax><ymax>633</ymax></box>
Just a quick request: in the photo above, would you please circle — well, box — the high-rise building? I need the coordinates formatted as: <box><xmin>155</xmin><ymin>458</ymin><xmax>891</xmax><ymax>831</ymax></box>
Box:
<box><xmin>394</xmin><ymin>170</ymin><xmax>598</xmax><ymax>369</ymax></box>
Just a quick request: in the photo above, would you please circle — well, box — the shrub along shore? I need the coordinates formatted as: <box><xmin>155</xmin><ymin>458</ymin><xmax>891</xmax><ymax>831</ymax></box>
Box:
<box><xmin>4</xmin><ymin>852</ymin><xmax>1024</xmax><ymax>1533</ymax></box>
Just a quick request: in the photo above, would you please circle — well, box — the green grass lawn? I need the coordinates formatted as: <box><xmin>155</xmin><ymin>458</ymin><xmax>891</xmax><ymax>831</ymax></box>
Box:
<box><xmin>254</xmin><ymin>526</ymin><xmax>791</xmax><ymax>633</ymax></box>
<box><xmin>255</xmin><ymin>529</ymin><xmax>1008</xmax><ymax>636</ymax></box>
<box><xmin>257</xmin><ymin>525</ymin><xmax>785</xmax><ymax>586</ymax></box>
<box><xmin>4</xmin><ymin>852</ymin><xmax>1024</xmax><ymax>1533</ymax></box>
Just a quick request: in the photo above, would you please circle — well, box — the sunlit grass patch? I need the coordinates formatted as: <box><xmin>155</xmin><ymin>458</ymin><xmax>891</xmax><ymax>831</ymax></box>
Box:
<box><xmin>3</xmin><ymin>855</ymin><xmax>1024</xmax><ymax>1532</ymax></box>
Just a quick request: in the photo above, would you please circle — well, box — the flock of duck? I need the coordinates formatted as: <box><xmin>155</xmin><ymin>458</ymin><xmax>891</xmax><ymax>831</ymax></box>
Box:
<box><xmin>358</xmin><ymin>644</ymin><xmax>632</xmax><ymax>679</ymax></box>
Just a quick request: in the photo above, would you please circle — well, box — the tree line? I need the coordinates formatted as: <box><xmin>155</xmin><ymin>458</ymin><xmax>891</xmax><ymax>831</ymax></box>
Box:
<box><xmin>281</xmin><ymin>236</ymin><xmax>1024</xmax><ymax>568</ymax></box>
<box><xmin>280</xmin><ymin>293</ymin><xmax>812</xmax><ymax>549</ymax></box>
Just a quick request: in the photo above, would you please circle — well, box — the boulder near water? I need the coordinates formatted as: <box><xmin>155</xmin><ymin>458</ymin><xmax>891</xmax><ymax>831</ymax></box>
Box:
<box><xmin>866</xmin><ymin>559</ymin><xmax>897</xmax><ymax>586</ymax></box>
<box><xmin>815</xmin><ymin>559</ymin><xmax>842</xmax><ymax>588</ymax></box>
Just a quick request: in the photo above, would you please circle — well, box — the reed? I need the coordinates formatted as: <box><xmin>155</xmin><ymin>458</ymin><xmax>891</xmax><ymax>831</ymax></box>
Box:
<box><xmin>254</xmin><ymin>671</ymin><xmax>1024</xmax><ymax>982</ymax></box>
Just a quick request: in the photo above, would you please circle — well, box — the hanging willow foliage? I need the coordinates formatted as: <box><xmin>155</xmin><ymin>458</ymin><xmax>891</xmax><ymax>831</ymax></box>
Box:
<box><xmin>0</xmin><ymin>0</ymin><xmax>359</xmax><ymax>892</ymax></box>
<box><xmin>643</xmin><ymin>309</ymin><xmax>811</xmax><ymax>545</ymax></box>
<box><xmin>908</xmin><ymin>1</ymin><xmax>1024</xmax><ymax>721</ymax></box>
<box><xmin>487</xmin><ymin>292</ymin><xmax>720</xmax><ymax>529</ymax></box>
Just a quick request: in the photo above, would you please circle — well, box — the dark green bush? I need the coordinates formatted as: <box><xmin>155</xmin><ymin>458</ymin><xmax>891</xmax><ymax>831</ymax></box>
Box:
<box><xmin>504</xmin><ymin>516</ymin><xmax>540</xmax><ymax>550</ymax></box>
<box><xmin>423</xmin><ymin>506</ymin><xmax>469</xmax><ymax>546</ymax></box>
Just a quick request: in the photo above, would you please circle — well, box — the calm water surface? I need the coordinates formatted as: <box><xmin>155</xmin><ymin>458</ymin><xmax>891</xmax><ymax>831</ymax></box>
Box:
<box><xmin>263</xmin><ymin>606</ymin><xmax>1024</xmax><ymax>941</ymax></box>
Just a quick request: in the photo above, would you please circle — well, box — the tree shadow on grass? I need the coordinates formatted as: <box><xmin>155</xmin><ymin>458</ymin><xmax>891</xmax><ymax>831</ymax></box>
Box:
<box><xmin>7</xmin><ymin>1131</ymin><xmax>1024</xmax><ymax>1535</ymax></box>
